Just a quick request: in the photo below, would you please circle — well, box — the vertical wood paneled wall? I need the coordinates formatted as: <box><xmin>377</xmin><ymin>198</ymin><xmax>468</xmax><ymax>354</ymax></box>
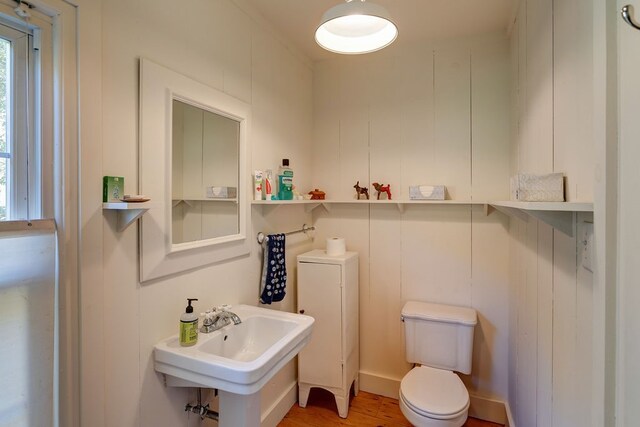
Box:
<box><xmin>311</xmin><ymin>34</ymin><xmax>511</xmax><ymax>403</ymax></box>
<box><xmin>509</xmin><ymin>1</ymin><xmax>596</xmax><ymax>426</ymax></box>
<box><xmin>98</xmin><ymin>1</ymin><xmax>314</xmax><ymax>426</ymax></box>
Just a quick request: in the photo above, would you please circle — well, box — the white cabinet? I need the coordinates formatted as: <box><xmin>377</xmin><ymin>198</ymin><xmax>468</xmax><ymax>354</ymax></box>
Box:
<box><xmin>296</xmin><ymin>250</ymin><xmax>359</xmax><ymax>418</ymax></box>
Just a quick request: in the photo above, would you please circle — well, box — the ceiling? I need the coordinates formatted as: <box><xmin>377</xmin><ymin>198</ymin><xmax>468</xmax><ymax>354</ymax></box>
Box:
<box><xmin>244</xmin><ymin>0</ymin><xmax>516</xmax><ymax>61</ymax></box>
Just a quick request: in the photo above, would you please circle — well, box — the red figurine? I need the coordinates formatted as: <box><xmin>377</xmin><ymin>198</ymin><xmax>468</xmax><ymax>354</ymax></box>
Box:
<box><xmin>372</xmin><ymin>182</ymin><xmax>392</xmax><ymax>200</ymax></box>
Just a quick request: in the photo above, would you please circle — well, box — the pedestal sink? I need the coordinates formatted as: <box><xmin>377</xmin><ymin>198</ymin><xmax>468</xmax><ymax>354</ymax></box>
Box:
<box><xmin>154</xmin><ymin>305</ymin><xmax>314</xmax><ymax>426</ymax></box>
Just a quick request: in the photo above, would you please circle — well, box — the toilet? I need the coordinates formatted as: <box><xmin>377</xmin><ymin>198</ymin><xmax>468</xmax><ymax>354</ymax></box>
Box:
<box><xmin>399</xmin><ymin>301</ymin><xmax>477</xmax><ymax>427</ymax></box>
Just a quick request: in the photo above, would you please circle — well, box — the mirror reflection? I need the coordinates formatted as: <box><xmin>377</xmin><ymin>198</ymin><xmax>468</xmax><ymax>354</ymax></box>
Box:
<box><xmin>171</xmin><ymin>99</ymin><xmax>240</xmax><ymax>244</ymax></box>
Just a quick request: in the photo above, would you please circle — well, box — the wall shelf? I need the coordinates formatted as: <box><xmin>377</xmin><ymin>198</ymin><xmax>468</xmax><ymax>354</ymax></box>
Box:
<box><xmin>251</xmin><ymin>200</ymin><xmax>322</xmax><ymax>213</ymax></box>
<box><xmin>251</xmin><ymin>199</ymin><xmax>485</xmax><ymax>213</ymax></box>
<box><xmin>103</xmin><ymin>202</ymin><xmax>150</xmax><ymax>231</ymax></box>
<box><xmin>251</xmin><ymin>199</ymin><xmax>594</xmax><ymax>237</ymax></box>
<box><xmin>172</xmin><ymin>198</ymin><xmax>238</xmax><ymax>208</ymax></box>
<box><xmin>487</xmin><ymin>201</ymin><xmax>594</xmax><ymax>237</ymax></box>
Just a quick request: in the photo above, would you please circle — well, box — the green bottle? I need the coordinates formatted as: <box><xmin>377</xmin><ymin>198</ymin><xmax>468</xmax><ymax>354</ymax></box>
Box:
<box><xmin>278</xmin><ymin>159</ymin><xmax>293</xmax><ymax>200</ymax></box>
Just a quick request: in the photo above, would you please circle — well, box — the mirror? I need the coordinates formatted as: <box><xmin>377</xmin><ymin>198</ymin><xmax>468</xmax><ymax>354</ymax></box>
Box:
<box><xmin>139</xmin><ymin>58</ymin><xmax>251</xmax><ymax>282</ymax></box>
<box><xmin>171</xmin><ymin>99</ymin><xmax>239</xmax><ymax>244</ymax></box>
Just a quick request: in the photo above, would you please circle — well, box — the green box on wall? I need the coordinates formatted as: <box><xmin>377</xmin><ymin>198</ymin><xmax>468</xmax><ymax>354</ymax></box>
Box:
<box><xmin>103</xmin><ymin>176</ymin><xmax>124</xmax><ymax>202</ymax></box>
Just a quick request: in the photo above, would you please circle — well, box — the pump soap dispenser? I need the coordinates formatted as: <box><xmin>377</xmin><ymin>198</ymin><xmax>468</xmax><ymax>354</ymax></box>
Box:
<box><xmin>180</xmin><ymin>298</ymin><xmax>199</xmax><ymax>347</ymax></box>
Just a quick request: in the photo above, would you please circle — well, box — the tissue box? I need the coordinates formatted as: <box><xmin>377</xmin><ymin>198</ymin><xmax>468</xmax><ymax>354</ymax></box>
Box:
<box><xmin>206</xmin><ymin>186</ymin><xmax>237</xmax><ymax>199</ymax></box>
<box><xmin>510</xmin><ymin>173</ymin><xmax>564</xmax><ymax>202</ymax></box>
<box><xmin>103</xmin><ymin>176</ymin><xmax>124</xmax><ymax>202</ymax></box>
<box><xmin>409</xmin><ymin>185</ymin><xmax>446</xmax><ymax>200</ymax></box>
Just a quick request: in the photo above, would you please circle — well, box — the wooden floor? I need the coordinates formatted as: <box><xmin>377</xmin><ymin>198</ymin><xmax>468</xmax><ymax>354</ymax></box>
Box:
<box><xmin>278</xmin><ymin>389</ymin><xmax>504</xmax><ymax>427</ymax></box>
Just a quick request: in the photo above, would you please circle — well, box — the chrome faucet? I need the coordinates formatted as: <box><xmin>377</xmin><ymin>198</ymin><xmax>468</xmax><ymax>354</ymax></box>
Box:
<box><xmin>201</xmin><ymin>305</ymin><xmax>242</xmax><ymax>333</ymax></box>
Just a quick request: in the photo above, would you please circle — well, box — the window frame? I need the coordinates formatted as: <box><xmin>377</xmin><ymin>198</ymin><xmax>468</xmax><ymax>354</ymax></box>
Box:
<box><xmin>0</xmin><ymin>11</ymin><xmax>53</xmax><ymax>221</ymax></box>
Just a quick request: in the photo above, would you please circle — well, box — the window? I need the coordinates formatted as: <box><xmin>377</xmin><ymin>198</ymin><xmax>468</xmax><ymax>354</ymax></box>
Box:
<box><xmin>0</xmin><ymin>37</ymin><xmax>8</xmax><ymax>220</ymax></box>
<box><xmin>0</xmin><ymin>5</ymin><xmax>56</xmax><ymax>426</ymax></box>
<box><xmin>0</xmin><ymin>18</ymin><xmax>45</xmax><ymax>221</ymax></box>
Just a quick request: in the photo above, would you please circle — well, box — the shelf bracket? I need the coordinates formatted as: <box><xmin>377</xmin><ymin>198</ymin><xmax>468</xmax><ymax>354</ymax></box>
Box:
<box><xmin>116</xmin><ymin>208</ymin><xmax>149</xmax><ymax>231</ymax></box>
<box><xmin>487</xmin><ymin>203</ymin><xmax>576</xmax><ymax>237</ymax></box>
<box><xmin>488</xmin><ymin>205</ymin><xmax>529</xmax><ymax>222</ymax></box>
<box><xmin>525</xmin><ymin>210</ymin><xmax>575</xmax><ymax>237</ymax></box>
<box><xmin>320</xmin><ymin>202</ymin><xmax>332</xmax><ymax>213</ymax></box>
<box><xmin>304</xmin><ymin>203</ymin><xmax>322</xmax><ymax>213</ymax></box>
<box><xmin>172</xmin><ymin>199</ymin><xmax>196</xmax><ymax>208</ymax></box>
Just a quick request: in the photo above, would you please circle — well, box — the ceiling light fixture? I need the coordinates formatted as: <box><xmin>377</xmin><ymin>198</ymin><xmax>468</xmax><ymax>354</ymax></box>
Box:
<box><xmin>315</xmin><ymin>0</ymin><xmax>398</xmax><ymax>55</ymax></box>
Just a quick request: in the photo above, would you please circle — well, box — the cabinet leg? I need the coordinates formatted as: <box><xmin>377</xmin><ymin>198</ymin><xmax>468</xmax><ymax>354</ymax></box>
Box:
<box><xmin>335</xmin><ymin>392</ymin><xmax>349</xmax><ymax>418</ymax></box>
<box><xmin>298</xmin><ymin>384</ymin><xmax>311</xmax><ymax>408</ymax></box>
<box><xmin>353</xmin><ymin>376</ymin><xmax>359</xmax><ymax>396</ymax></box>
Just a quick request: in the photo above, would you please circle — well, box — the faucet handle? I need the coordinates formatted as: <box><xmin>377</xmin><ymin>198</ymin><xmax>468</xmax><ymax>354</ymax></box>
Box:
<box><xmin>201</xmin><ymin>310</ymin><xmax>215</xmax><ymax>328</ymax></box>
<box><xmin>216</xmin><ymin>304</ymin><xmax>232</xmax><ymax>312</ymax></box>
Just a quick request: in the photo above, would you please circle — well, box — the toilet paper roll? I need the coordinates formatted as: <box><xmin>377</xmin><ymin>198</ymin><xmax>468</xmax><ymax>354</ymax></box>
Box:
<box><xmin>326</xmin><ymin>237</ymin><xmax>346</xmax><ymax>256</ymax></box>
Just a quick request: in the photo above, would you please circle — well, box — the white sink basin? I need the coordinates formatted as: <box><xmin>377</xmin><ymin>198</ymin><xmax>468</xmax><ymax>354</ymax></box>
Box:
<box><xmin>154</xmin><ymin>304</ymin><xmax>314</xmax><ymax>395</ymax></box>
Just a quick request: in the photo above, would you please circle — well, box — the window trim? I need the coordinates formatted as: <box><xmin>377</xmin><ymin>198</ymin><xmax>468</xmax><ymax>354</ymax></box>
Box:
<box><xmin>0</xmin><ymin>10</ymin><xmax>53</xmax><ymax>221</ymax></box>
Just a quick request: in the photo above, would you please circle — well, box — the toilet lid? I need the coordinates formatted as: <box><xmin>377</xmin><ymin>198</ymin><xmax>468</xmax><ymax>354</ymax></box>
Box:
<box><xmin>400</xmin><ymin>366</ymin><xmax>469</xmax><ymax>419</ymax></box>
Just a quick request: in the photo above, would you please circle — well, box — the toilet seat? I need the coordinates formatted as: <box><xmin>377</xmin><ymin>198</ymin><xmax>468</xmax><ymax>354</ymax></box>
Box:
<box><xmin>399</xmin><ymin>366</ymin><xmax>470</xmax><ymax>420</ymax></box>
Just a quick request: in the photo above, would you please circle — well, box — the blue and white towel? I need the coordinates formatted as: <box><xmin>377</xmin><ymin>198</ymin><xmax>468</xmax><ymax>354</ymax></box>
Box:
<box><xmin>259</xmin><ymin>234</ymin><xmax>287</xmax><ymax>304</ymax></box>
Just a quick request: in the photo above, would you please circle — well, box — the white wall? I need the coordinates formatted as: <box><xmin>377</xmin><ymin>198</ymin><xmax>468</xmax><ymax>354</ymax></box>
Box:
<box><xmin>508</xmin><ymin>1</ymin><xmax>597</xmax><ymax>426</ymax></box>
<box><xmin>311</xmin><ymin>34</ymin><xmax>512</xmax><ymax>405</ymax></box>
<box><xmin>73</xmin><ymin>1</ymin><xmax>611</xmax><ymax>426</ymax></box>
<box><xmin>591</xmin><ymin>1</ymin><xmax>617</xmax><ymax>425</ymax></box>
<box><xmin>617</xmin><ymin>0</ymin><xmax>640</xmax><ymax>425</ymax></box>
<box><xmin>80</xmin><ymin>0</ymin><xmax>313</xmax><ymax>426</ymax></box>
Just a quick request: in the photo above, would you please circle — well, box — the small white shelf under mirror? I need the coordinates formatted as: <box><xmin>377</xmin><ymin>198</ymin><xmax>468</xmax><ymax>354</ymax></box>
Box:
<box><xmin>103</xmin><ymin>202</ymin><xmax>150</xmax><ymax>231</ymax></box>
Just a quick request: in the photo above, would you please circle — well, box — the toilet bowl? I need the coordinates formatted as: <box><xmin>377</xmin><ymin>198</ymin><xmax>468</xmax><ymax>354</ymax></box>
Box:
<box><xmin>400</xmin><ymin>301</ymin><xmax>477</xmax><ymax>427</ymax></box>
<box><xmin>399</xmin><ymin>366</ymin><xmax>469</xmax><ymax>427</ymax></box>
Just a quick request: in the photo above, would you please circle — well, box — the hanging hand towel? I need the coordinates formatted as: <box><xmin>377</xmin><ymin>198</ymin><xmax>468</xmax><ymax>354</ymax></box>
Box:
<box><xmin>259</xmin><ymin>234</ymin><xmax>287</xmax><ymax>304</ymax></box>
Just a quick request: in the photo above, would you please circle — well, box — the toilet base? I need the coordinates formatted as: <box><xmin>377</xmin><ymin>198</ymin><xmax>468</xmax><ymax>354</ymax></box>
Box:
<box><xmin>399</xmin><ymin>394</ymin><xmax>468</xmax><ymax>427</ymax></box>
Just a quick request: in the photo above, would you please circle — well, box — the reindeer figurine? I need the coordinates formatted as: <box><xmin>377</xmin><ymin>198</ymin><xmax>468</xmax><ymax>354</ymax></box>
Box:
<box><xmin>353</xmin><ymin>181</ymin><xmax>370</xmax><ymax>200</ymax></box>
<box><xmin>372</xmin><ymin>182</ymin><xmax>392</xmax><ymax>200</ymax></box>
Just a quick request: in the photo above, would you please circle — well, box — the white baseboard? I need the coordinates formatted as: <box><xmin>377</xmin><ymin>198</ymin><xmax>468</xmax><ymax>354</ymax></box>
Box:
<box><xmin>358</xmin><ymin>370</ymin><xmax>401</xmax><ymax>398</ymax></box>
<box><xmin>261</xmin><ymin>381</ymin><xmax>298</xmax><ymax>427</ymax></box>
<box><xmin>359</xmin><ymin>371</ymin><xmax>513</xmax><ymax>426</ymax></box>
<box><xmin>504</xmin><ymin>400</ymin><xmax>515</xmax><ymax>427</ymax></box>
<box><xmin>468</xmin><ymin>394</ymin><xmax>508</xmax><ymax>425</ymax></box>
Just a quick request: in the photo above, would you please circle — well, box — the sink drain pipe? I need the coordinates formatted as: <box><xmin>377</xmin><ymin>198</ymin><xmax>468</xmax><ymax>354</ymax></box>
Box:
<box><xmin>185</xmin><ymin>388</ymin><xmax>219</xmax><ymax>421</ymax></box>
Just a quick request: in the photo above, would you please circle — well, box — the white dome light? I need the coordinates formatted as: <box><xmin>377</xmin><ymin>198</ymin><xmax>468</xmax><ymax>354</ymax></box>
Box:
<box><xmin>315</xmin><ymin>0</ymin><xmax>398</xmax><ymax>55</ymax></box>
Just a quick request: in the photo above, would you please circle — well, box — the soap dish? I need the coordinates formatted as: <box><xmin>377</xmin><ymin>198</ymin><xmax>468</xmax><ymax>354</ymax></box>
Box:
<box><xmin>121</xmin><ymin>195</ymin><xmax>150</xmax><ymax>203</ymax></box>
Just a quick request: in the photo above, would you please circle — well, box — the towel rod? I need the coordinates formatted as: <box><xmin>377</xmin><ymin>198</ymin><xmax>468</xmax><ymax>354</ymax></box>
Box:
<box><xmin>622</xmin><ymin>5</ymin><xmax>640</xmax><ymax>31</ymax></box>
<box><xmin>257</xmin><ymin>224</ymin><xmax>315</xmax><ymax>244</ymax></box>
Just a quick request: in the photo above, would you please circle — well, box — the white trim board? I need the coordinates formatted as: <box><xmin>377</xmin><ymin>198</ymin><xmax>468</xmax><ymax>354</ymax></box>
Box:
<box><xmin>261</xmin><ymin>380</ymin><xmax>298</xmax><ymax>427</ymax></box>
<box><xmin>504</xmin><ymin>400</ymin><xmax>516</xmax><ymax>427</ymax></box>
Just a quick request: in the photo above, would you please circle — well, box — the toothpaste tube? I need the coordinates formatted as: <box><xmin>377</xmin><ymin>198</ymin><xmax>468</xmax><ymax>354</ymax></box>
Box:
<box><xmin>254</xmin><ymin>170</ymin><xmax>263</xmax><ymax>200</ymax></box>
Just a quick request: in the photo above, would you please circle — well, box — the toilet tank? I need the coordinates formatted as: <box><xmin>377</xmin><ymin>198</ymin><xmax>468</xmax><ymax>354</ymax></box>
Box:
<box><xmin>401</xmin><ymin>301</ymin><xmax>477</xmax><ymax>375</ymax></box>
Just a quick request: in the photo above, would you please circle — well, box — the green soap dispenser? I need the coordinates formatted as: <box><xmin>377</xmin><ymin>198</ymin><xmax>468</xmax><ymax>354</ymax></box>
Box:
<box><xmin>180</xmin><ymin>298</ymin><xmax>199</xmax><ymax>347</ymax></box>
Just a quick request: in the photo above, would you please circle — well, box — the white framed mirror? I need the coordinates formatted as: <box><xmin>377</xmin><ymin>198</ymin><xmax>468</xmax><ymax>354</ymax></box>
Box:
<box><xmin>139</xmin><ymin>58</ymin><xmax>250</xmax><ymax>282</ymax></box>
<box><xmin>171</xmin><ymin>98</ymin><xmax>240</xmax><ymax>244</ymax></box>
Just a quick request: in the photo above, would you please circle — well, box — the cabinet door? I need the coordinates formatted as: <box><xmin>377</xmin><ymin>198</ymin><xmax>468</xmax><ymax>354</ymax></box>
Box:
<box><xmin>297</xmin><ymin>261</ymin><xmax>342</xmax><ymax>388</ymax></box>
